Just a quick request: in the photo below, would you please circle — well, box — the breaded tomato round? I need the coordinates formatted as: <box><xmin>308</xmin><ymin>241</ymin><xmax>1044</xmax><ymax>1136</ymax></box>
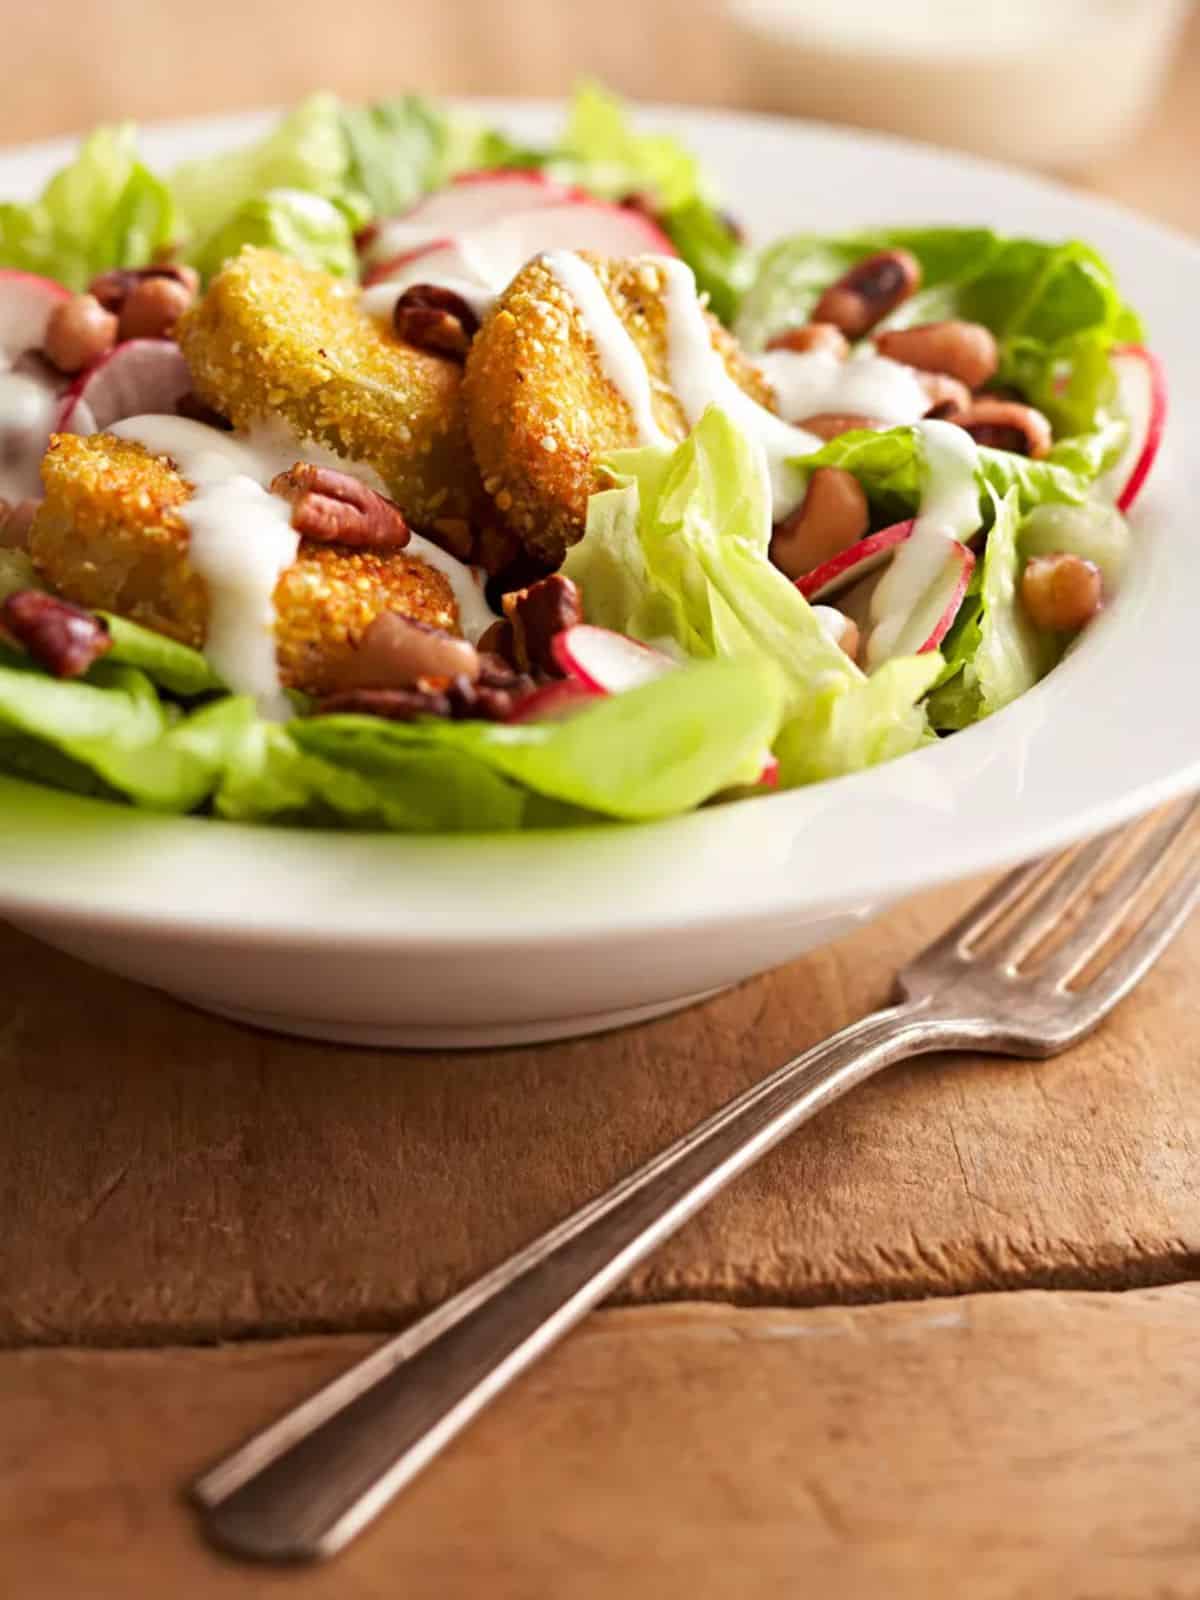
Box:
<box><xmin>177</xmin><ymin>247</ymin><xmax>484</xmax><ymax>527</ymax></box>
<box><xmin>31</xmin><ymin>431</ymin><xmax>459</xmax><ymax>697</ymax></box>
<box><xmin>462</xmin><ymin>253</ymin><xmax>775</xmax><ymax>566</ymax></box>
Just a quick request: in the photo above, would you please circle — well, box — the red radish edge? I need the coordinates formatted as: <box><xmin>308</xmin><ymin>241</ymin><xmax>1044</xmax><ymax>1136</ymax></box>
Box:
<box><xmin>0</xmin><ymin>268</ymin><xmax>71</xmax><ymax>359</ymax></box>
<box><xmin>362</xmin><ymin>236</ymin><xmax>456</xmax><ymax>288</ymax></box>
<box><xmin>1112</xmin><ymin>343</ymin><xmax>1166</xmax><ymax>512</ymax></box>
<box><xmin>551</xmin><ymin>624</ymin><xmax>677</xmax><ymax>693</ymax></box>
<box><xmin>796</xmin><ymin>521</ymin><xmax>915</xmax><ymax>603</ymax></box>
<box><xmin>919</xmin><ymin>543</ymin><xmax>975</xmax><ymax>654</ymax></box>
<box><xmin>507</xmin><ymin>678</ymin><xmax>602</xmax><ymax>723</ymax></box>
<box><xmin>56</xmin><ymin>338</ymin><xmax>192</xmax><ymax>434</ymax></box>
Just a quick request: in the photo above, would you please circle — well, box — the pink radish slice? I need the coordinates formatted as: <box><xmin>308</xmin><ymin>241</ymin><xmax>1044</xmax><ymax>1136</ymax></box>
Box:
<box><xmin>866</xmin><ymin>536</ymin><xmax>974</xmax><ymax>668</ymax></box>
<box><xmin>359</xmin><ymin>171</ymin><xmax>577</xmax><ymax>269</ymax></box>
<box><xmin>363</xmin><ymin>200</ymin><xmax>678</xmax><ymax>309</ymax></box>
<box><xmin>1104</xmin><ymin>344</ymin><xmax>1166</xmax><ymax>512</ymax></box>
<box><xmin>56</xmin><ymin>339</ymin><xmax>192</xmax><ymax>434</ymax></box>
<box><xmin>796</xmin><ymin>521</ymin><xmax>915</xmax><ymax>603</ymax></box>
<box><xmin>361</xmin><ymin>236</ymin><xmax>455</xmax><ymax>289</ymax></box>
<box><xmin>0</xmin><ymin>269</ymin><xmax>70</xmax><ymax>361</ymax></box>
<box><xmin>552</xmin><ymin>624</ymin><xmax>677</xmax><ymax>693</ymax></box>
<box><xmin>506</xmin><ymin>678</ymin><xmax>603</xmax><ymax>723</ymax></box>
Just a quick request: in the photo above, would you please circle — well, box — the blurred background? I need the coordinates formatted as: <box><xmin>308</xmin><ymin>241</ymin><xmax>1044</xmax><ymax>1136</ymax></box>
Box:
<box><xmin>3</xmin><ymin>0</ymin><xmax>1197</xmax><ymax>225</ymax></box>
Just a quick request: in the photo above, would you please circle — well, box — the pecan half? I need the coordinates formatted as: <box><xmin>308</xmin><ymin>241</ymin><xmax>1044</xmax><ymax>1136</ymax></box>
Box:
<box><xmin>270</xmin><ymin>464</ymin><xmax>411</xmax><ymax>549</ymax></box>
<box><xmin>2</xmin><ymin>591</ymin><xmax>111</xmax><ymax>679</ymax></box>
<box><xmin>314</xmin><ymin>685</ymin><xmax>451</xmax><ymax>722</ymax></box>
<box><xmin>339</xmin><ymin>612</ymin><xmax>480</xmax><ymax>691</ymax></box>
<box><xmin>502</xmin><ymin>574</ymin><xmax>583</xmax><ymax>676</ymax></box>
<box><xmin>392</xmin><ymin>285</ymin><xmax>480</xmax><ymax>361</ymax></box>
<box><xmin>88</xmin><ymin>263</ymin><xmax>199</xmax><ymax>314</ymax></box>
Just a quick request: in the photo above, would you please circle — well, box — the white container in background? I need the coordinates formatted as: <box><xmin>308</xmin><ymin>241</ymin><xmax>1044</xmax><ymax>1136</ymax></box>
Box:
<box><xmin>729</xmin><ymin>0</ymin><xmax>1192</xmax><ymax>170</ymax></box>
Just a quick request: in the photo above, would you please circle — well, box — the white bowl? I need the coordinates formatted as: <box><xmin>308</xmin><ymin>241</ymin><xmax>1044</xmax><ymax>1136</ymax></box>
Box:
<box><xmin>0</xmin><ymin>104</ymin><xmax>1197</xmax><ymax>1047</ymax></box>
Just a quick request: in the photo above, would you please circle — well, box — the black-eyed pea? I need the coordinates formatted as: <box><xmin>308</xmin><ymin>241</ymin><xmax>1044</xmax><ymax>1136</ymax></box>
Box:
<box><xmin>770</xmin><ymin>467</ymin><xmax>869</xmax><ymax>581</ymax></box>
<box><xmin>42</xmin><ymin>293</ymin><xmax>118</xmax><ymax>374</ymax></box>
<box><xmin>1020</xmin><ymin>553</ymin><xmax>1103</xmax><ymax>631</ymax></box>
<box><xmin>875</xmin><ymin>320</ymin><xmax>999</xmax><ymax>389</ymax></box>
<box><xmin>914</xmin><ymin>371</ymin><xmax>972</xmax><ymax>417</ymax></box>
<box><xmin>766</xmin><ymin>321</ymin><xmax>850</xmax><ymax>359</ymax></box>
<box><xmin>797</xmin><ymin>412</ymin><xmax>887</xmax><ymax>441</ymax></box>
<box><xmin>117</xmin><ymin>275</ymin><xmax>194</xmax><ymax>341</ymax></box>
<box><xmin>958</xmin><ymin>398</ymin><xmax>1053</xmax><ymax>459</ymax></box>
<box><xmin>812</xmin><ymin>249</ymin><xmax>921</xmax><ymax>338</ymax></box>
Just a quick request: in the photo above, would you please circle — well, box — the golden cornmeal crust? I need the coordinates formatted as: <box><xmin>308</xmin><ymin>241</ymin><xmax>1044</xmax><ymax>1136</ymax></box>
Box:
<box><xmin>32</xmin><ymin>431</ymin><xmax>459</xmax><ymax>697</ymax></box>
<box><xmin>177</xmin><ymin>247</ymin><xmax>484</xmax><ymax>526</ymax></box>
<box><xmin>462</xmin><ymin>253</ymin><xmax>776</xmax><ymax>567</ymax></box>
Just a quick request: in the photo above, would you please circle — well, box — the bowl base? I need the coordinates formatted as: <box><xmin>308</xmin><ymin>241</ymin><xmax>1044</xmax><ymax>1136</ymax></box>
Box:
<box><xmin>173</xmin><ymin>987</ymin><xmax>728</xmax><ymax>1050</ymax></box>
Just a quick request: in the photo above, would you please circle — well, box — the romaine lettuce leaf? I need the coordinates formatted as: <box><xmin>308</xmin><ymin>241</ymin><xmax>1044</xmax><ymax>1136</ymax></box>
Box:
<box><xmin>0</xmin><ymin>125</ymin><xmax>175</xmax><ymax>290</ymax></box>
<box><xmin>926</xmin><ymin>488</ymin><xmax>1058</xmax><ymax>731</ymax></box>
<box><xmin>564</xmin><ymin>406</ymin><xmax>937</xmax><ymax>784</ymax></box>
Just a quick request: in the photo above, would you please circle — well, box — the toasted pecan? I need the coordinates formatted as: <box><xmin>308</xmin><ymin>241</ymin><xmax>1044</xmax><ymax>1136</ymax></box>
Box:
<box><xmin>270</xmin><ymin>464</ymin><xmax>412</xmax><ymax>549</ymax></box>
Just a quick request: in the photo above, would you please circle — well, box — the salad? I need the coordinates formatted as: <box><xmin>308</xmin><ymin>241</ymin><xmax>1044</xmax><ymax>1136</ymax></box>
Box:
<box><xmin>0</xmin><ymin>86</ymin><xmax>1165</xmax><ymax>831</ymax></box>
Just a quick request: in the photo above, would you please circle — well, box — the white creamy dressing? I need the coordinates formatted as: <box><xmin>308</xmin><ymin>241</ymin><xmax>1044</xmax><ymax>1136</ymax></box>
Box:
<box><xmin>755</xmin><ymin>345</ymin><xmax>929</xmax><ymax>427</ymax></box>
<box><xmin>110</xmin><ymin>415</ymin><xmax>497</xmax><ymax>716</ymax></box>
<box><xmin>0</xmin><ymin>369</ymin><xmax>61</xmax><ymax>502</ymax></box>
<box><xmin>865</xmin><ymin>419</ymin><xmax>981</xmax><ymax>669</ymax></box>
<box><xmin>656</xmin><ymin>256</ymin><xmax>818</xmax><ymax>519</ymax></box>
<box><xmin>542</xmin><ymin>251</ymin><xmax>667</xmax><ymax>448</ymax></box>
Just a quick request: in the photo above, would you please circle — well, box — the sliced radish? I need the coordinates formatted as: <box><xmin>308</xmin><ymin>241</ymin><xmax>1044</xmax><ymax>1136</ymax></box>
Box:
<box><xmin>796</xmin><ymin>522</ymin><xmax>915</xmax><ymax>603</ymax></box>
<box><xmin>0</xmin><ymin>269</ymin><xmax>70</xmax><ymax>362</ymax></box>
<box><xmin>1099</xmin><ymin>343</ymin><xmax>1166</xmax><ymax>512</ymax></box>
<box><xmin>359</xmin><ymin>171</ymin><xmax>577</xmax><ymax>270</ymax></box>
<box><xmin>551</xmin><ymin>624</ymin><xmax>677</xmax><ymax>693</ymax></box>
<box><xmin>56</xmin><ymin>339</ymin><xmax>192</xmax><ymax>435</ymax></box>
<box><xmin>506</xmin><ymin>678</ymin><xmax>603</xmax><ymax>723</ymax></box>
<box><xmin>361</xmin><ymin>200</ymin><xmax>678</xmax><ymax>319</ymax></box>
<box><xmin>362</xmin><ymin>236</ymin><xmax>456</xmax><ymax>288</ymax></box>
<box><xmin>865</xmin><ymin>534</ymin><xmax>974</xmax><ymax>668</ymax></box>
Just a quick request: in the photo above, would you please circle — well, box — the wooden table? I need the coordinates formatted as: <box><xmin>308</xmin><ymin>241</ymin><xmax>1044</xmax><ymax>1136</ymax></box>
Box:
<box><xmin>4</xmin><ymin>6</ymin><xmax>1200</xmax><ymax>1596</ymax></box>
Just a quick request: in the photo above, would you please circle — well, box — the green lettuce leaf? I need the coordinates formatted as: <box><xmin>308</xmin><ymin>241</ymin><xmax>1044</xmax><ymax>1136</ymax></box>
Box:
<box><xmin>0</xmin><ymin>650</ymin><xmax>248</xmax><ymax>809</ymax></box>
<box><xmin>0</xmin><ymin>125</ymin><xmax>175</xmax><ymax>289</ymax></box>
<box><xmin>564</xmin><ymin>406</ymin><xmax>936</xmax><ymax>784</ymax></box>
<box><xmin>99</xmin><ymin>614</ymin><xmax>223</xmax><ymax>697</ymax></box>
<box><xmin>926</xmin><ymin>488</ymin><xmax>1058</xmax><ymax>731</ymax></box>
<box><xmin>285</xmin><ymin>656</ymin><xmax>782</xmax><ymax>826</ymax></box>
<box><xmin>737</xmin><ymin>225</ymin><xmax>1140</xmax><ymax>459</ymax></box>
<box><xmin>190</xmin><ymin>189</ymin><xmax>358</xmax><ymax>281</ymax></box>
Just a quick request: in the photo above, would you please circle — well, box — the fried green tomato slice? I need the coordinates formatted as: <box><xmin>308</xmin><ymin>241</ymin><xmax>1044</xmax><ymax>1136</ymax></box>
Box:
<box><xmin>462</xmin><ymin>253</ymin><xmax>775</xmax><ymax>567</ymax></box>
<box><xmin>177</xmin><ymin>247</ymin><xmax>484</xmax><ymax>526</ymax></box>
<box><xmin>31</xmin><ymin>431</ymin><xmax>459</xmax><ymax>697</ymax></box>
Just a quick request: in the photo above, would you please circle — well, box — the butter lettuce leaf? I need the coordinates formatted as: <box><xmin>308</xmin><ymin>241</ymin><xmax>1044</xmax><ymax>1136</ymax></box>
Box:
<box><xmin>564</xmin><ymin>406</ymin><xmax>937</xmax><ymax>785</ymax></box>
<box><xmin>190</xmin><ymin>189</ymin><xmax>358</xmax><ymax>281</ymax></box>
<box><xmin>927</xmin><ymin>487</ymin><xmax>1059</xmax><ymax>731</ymax></box>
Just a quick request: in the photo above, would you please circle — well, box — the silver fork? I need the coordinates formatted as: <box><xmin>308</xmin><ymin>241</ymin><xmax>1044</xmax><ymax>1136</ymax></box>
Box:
<box><xmin>193</xmin><ymin>799</ymin><xmax>1200</xmax><ymax>1564</ymax></box>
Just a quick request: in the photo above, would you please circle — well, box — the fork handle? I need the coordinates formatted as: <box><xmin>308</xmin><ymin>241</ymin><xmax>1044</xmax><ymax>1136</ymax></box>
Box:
<box><xmin>195</xmin><ymin>998</ymin><xmax>961</xmax><ymax>1562</ymax></box>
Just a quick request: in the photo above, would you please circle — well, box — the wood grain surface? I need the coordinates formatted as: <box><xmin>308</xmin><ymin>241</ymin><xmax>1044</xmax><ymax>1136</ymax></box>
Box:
<box><xmin>3</xmin><ymin>880</ymin><xmax>1199</xmax><ymax>1349</ymax></box>
<box><xmin>7</xmin><ymin>1287</ymin><xmax>1200</xmax><ymax>1600</ymax></box>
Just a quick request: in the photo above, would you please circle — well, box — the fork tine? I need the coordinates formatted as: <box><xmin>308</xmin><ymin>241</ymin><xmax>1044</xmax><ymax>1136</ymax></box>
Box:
<box><xmin>1040</xmin><ymin>798</ymin><xmax>1200</xmax><ymax>986</ymax></box>
<box><xmin>1064</xmin><ymin>856</ymin><xmax>1200</xmax><ymax>1034</ymax></box>
<box><xmin>916</xmin><ymin>855</ymin><xmax>1064</xmax><ymax>965</ymax></box>
<box><xmin>986</xmin><ymin>826</ymin><xmax>1125</xmax><ymax>968</ymax></box>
